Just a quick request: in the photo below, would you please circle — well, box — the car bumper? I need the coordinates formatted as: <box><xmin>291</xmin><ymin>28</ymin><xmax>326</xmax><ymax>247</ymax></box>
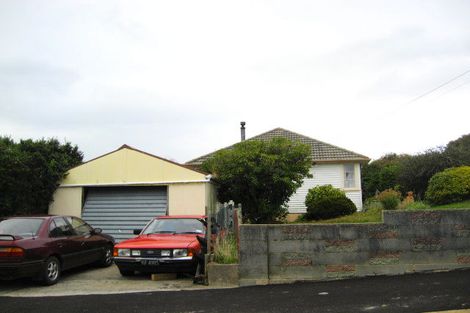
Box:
<box><xmin>0</xmin><ymin>261</ymin><xmax>43</xmax><ymax>280</ymax></box>
<box><xmin>114</xmin><ymin>256</ymin><xmax>197</xmax><ymax>273</ymax></box>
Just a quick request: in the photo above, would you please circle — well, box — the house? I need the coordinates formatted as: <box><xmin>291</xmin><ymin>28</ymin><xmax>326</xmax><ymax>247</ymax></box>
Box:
<box><xmin>48</xmin><ymin>145</ymin><xmax>217</xmax><ymax>241</ymax></box>
<box><xmin>186</xmin><ymin>127</ymin><xmax>370</xmax><ymax>221</ymax></box>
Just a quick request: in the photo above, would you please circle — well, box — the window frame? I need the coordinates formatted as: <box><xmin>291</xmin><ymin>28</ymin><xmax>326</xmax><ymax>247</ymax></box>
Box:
<box><xmin>49</xmin><ymin>217</ymin><xmax>75</xmax><ymax>238</ymax></box>
<box><xmin>65</xmin><ymin>217</ymin><xmax>93</xmax><ymax>236</ymax></box>
<box><xmin>343</xmin><ymin>163</ymin><xmax>356</xmax><ymax>189</ymax></box>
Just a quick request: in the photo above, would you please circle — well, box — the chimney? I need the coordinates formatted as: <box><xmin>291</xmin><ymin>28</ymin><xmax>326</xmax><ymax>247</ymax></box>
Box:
<box><xmin>240</xmin><ymin>121</ymin><xmax>246</xmax><ymax>141</ymax></box>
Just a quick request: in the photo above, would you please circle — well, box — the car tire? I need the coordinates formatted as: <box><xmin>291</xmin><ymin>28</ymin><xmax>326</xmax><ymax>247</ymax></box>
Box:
<box><xmin>41</xmin><ymin>256</ymin><xmax>61</xmax><ymax>286</ymax></box>
<box><xmin>119</xmin><ymin>269</ymin><xmax>135</xmax><ymax>276</ymax></box>
<box><xmin>97</xmin><ymin>245</ymin><xmax>113</xmax><ymax>267</ymax></box>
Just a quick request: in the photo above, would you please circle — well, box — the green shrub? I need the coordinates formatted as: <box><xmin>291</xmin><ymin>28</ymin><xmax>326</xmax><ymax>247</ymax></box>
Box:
<box><xmin>213</xmin><ymin>234</ymin><xmax>238</xmax><ymax>264</ymax></box>
<box><xmin>401</xmin><ymin>201</ymin><xmax>431</xmax><ymax>210</ymax></box>
<box><xmin>363</xmin><ymin>198</ymin><xmax>383</xmax><ymax>211</ymax></box>
<box><xmin>295</xmin><ymin>214</ymin><xmax>309</xmax><ymax>222</ymax></box>
<box><xmin>425</xmin><ymin>166</ymin><xmax>470</xmax><ymax>205</ymax></box>
<box><xmin>305</xmin><ymin>185</ymin><xmax>357</xmax><ymax>220</ymax></box>
<box><xmin>376</xmin><ymin>189</ymin><xmax>401</xmax><ymax>210</ymax></box>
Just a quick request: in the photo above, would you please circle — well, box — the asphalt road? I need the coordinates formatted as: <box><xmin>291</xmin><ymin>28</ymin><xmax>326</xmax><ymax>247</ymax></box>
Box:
<box><xmin>1</xmin><ymin>269</ymin><xmax>469</xmax><ymax>313</ymax></box>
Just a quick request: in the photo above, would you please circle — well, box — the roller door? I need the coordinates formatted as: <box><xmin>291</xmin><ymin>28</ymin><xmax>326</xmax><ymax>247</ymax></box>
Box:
<box><xmin>82</xmin><ymin>186</ymin><xmax>167</xmax><ymax>242</ymax></box>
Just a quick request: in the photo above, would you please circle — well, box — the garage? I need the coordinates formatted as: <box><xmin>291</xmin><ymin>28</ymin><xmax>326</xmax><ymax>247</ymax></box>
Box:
<box><xmin>49</xmin><ymin>145</ymin><xmax>218</xmax><ymax>242</ymax></box>
<box><xmin>82</xmin><ymin>186</ymin><xmax>168</xmax><ymax>242</ymax></box>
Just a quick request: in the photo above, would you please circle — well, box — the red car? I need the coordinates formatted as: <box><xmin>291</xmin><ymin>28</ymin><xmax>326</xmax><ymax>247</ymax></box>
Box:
<box><xmin>113</xmin><ymin>215</ymin><xmax>206</xmax><ymax>276</ymax></box>
<box><xmin>0</xmin><ymin>215</ymin><xmax>114</xmax><ymax>285</ymax></box>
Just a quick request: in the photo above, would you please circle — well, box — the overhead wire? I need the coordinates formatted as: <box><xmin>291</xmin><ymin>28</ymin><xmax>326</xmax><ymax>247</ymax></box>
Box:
<box><xmin>405</xmin><ymin>68</ymin><xmax>470</xmax><ymax>104</ymax></box>
<box><xmin>377</xmin><ymin>67</ymin><xmax>470</xmax><ymax>120</ymax></box>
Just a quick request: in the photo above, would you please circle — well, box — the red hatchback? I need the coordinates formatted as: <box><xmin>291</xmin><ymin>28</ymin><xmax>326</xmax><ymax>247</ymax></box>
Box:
<box><xmin>113</xmin><ymin>215</ymin><xmax>206</xmax><ymax>276</ymax></box>
<box><xmin>0</xmin><ymin>215</ymin><xmax>114</xmax><ymax>285</ymax></box>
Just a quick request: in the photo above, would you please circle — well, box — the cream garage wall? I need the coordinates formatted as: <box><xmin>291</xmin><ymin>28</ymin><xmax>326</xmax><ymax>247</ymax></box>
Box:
<box><xmin>168</xmin><ymin>183</ymin><xmax>207</xmax><ymax>215</ymax></box>
<box><xmin>205</xmin><ymin>183</ymin><xmax>218</xmax><ymax>214</ymax></box>
<box><xmin>49</xmin><ymin>187</ymin><xmax>83</xmax><ymax>217</ymax></box>
<box><xmin>61</xmin><ymin>147</ymin><xmax>206</xmax><ymax>186</ymax></box>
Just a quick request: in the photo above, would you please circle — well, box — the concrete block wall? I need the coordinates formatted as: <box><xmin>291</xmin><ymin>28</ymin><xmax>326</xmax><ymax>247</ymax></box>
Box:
<box><xmin>239</xmin><ymin>209</ymin><xmax>470</xmax><ymax>286</ymax></box>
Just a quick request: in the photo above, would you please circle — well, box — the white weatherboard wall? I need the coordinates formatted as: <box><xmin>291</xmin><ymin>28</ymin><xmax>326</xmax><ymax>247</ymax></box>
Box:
<box><xmin>287</xmin><ymin>163</ymin><xmax>363</xmax><ymax>213</ymax></box>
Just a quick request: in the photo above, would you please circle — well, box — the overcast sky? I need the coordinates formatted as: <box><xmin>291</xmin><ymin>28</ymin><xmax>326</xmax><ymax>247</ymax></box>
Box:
<box><xmin>1</xmin><ymin>1</ymin><xmax>469</xmax><ymax>163</ymax></box>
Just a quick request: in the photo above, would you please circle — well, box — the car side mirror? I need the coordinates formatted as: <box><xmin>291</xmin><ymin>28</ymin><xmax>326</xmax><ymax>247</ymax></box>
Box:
<box><xmin>92</xmin><ymin>228</ymin><xmax>103</xmax><ymax>234</ymax></box>
<box><xmin>133</xmin><ymin>229</ymin><xmax>142</xmax><ymax>235</ymax></box>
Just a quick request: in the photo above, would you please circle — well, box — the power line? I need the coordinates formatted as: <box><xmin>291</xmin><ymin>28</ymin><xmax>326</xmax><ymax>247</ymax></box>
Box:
<box><xmin>406</xmin><ymin>68</ymin><xmax>470</xmax><ymax>104</ymax></box>
<box><xmin>430</xmin><ymin>77</ymin><xmax>470</xmax><ymax>101</ymax></box>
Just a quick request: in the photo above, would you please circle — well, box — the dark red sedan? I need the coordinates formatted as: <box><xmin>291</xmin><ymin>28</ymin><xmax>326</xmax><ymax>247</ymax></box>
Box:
<box><xmin>0</xmin><ymin>215</ymin><xmax>114</xmax><ymax>285</ymax></box>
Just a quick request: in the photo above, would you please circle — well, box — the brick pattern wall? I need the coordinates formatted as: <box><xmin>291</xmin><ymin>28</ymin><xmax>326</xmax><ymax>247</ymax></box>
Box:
<box><xmin>239</xmin><ymin>209</ymin><xmax>470</xmax><ymax>286</ymax></box>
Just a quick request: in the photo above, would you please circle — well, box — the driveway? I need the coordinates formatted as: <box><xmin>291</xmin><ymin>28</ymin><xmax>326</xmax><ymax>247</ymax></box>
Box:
<box><xmin>0</xmin><ymin>264</ymin><xmax>209</xmax><ymax>297</ymax></box>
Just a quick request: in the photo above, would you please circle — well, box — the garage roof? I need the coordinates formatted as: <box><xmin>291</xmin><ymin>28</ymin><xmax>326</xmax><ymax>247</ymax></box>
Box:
<box><xmin>60</xmin><ymin>145</ymin><xmax>209</xmax><ymax>186</ymax></box>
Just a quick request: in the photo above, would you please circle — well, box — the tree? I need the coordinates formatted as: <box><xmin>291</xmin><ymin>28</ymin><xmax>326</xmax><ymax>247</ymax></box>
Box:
<box><xmin>445</xmin><ymin>133</ymin><xmax>470</xmax><ymax>166</ymax></box>
<box><xmin>361</xmin><ymin>133</ymin><xmax>470</xmax><ymax>202</ymax></box>
<box><xmin>361</xmin><ymin>154</ymin><xmax>409</xmax><ymax>199</ymax></box>
<box><xmin>202</xmin><ymin>138</ymin><xmax>312</xmax><ymax>223</ymax></box>
<box><xmin>0</xmin><ymin>137</ymin><xmax>83</xmax><ymax>217</ymax></box>
<box><xmin>397</xmin><ymin>148</ymin><xmax>452</xmax><ymax>199</ymax></box>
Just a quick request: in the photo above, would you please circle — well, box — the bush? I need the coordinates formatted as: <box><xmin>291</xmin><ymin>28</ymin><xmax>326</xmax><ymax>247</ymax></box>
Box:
<box><xmin>398</xmin><ymin>191</ymin><xmax>414</xmax><ymax>210</ymax></box>
<box><xmin>425</xmin><ymin>166</ymin><xmax>470</xmax><ymax>205</ymax></box>
<box><xmin>363</xmin><ymin>198</ymin><xmax>383</xmax><ymax>211</ymax></box>
<box><xmin>376</xmin><ymin>189</ymin><xmax>401</xmax><ymax>210</ymax></box>
<box><xmin>305</xmin><ymin>185</ymin><xmax>357</xmax><ymax>220</ymax></box>
<box><xmin>401</xmin><ymin>201</ymin><xmax>431</xmax><ymax>210</ymax></box>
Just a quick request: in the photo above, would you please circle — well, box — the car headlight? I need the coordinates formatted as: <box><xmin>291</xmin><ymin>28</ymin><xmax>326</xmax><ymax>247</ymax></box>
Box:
<box><xmin>117</xmin><ymin>249</ymin><xmax>130</xmax><ymax>257</ymax></box>
<box><xmin>131</xmin><ymin>250</ymin><xmax>141</xmax><ymax>256</ymax></box>
<box><xmin>173</xmin><ymin>249</ymin><xmax>188</xmax><ymax>257</ymax></box>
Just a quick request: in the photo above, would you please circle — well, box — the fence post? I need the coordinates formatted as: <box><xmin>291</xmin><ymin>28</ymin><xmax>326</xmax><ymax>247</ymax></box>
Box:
<box><xmin>207</xmin><ymin>205</ymin><xmax>212</xmax><ymax>253</ymax></box>
<box><xmin>233</xmin><ymin>208</ymin><xmax>239</xmax><ymax>250</ymax></box>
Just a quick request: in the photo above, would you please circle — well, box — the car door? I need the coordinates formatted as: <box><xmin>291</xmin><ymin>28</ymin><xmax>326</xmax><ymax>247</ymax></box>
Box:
<box><xmin>61</xmin><ymin>217</ymin><xmax>95</xmax><ymax>266</ymax></box>
<box><xmin>48</xmin><ymin>217</ymin><xmax>83</xmax><ymax>270</ymax></box>
<box><xmin>67</xmin><ymin>217</ymin><xmax>105</xmax><ymax>264</ymax></box>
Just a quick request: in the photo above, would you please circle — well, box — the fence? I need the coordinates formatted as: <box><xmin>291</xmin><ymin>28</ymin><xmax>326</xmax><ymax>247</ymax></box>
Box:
<box><xmin>213</xmin><ymin>201</ymin><xmax>242</xmax><ymax>234</ymax></box>
<box><xmin>239</xmin><ymin>209</ymin><xmax>470</xmax><ymax>286</ymax></box>
<box><xmin>206</xmin><ymin>202</ymin><xmax>242</xmax><ymax>260</ymax></box>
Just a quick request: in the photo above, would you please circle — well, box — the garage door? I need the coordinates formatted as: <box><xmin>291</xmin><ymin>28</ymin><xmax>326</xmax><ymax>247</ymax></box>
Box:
<box><xmin>82</xmin><ymin>186</ymin><xmax>167</xmax><ymax>242</ymax></box>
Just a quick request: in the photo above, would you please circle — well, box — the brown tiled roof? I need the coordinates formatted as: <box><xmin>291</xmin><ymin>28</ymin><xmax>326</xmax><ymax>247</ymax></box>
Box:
<box><xmin>185</xmin><ymin>127</ymin><xmax>370</xmax><ymax>166</ymax></box>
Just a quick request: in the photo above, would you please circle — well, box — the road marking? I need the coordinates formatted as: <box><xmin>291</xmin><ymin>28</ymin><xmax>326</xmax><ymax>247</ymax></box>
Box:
<box><xmin>424</xmin><ymin>309</ymin><xmax>470</xmax><ymax>313</ymax></box>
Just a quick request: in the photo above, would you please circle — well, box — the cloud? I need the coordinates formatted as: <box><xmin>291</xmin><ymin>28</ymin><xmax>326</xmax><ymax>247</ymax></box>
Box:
<box><xmin>0</xmin><ymin>0</ymin><xmax>469</xmax><ymax>163</ymax></box>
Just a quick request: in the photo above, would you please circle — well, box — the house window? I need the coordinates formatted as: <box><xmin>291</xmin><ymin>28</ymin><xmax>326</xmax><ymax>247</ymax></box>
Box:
<box><xmin>344</xmin><ymin>164</ymin><xmax>355</xmax><ymax>188</ymax></box>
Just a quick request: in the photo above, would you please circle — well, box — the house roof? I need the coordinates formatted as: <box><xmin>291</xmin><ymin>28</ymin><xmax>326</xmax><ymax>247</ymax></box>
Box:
<box><xmin>185</xmin><ymin>127</ymin><xmax>370</xmax><ymax>166</ymax></box>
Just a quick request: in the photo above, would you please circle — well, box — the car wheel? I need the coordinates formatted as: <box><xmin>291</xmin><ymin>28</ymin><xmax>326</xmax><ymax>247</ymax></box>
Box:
<box><xmin>119</xmin><ymin>269</ymin><xmax>134</xmax><ymax>276</ymax></box>
<box><xmin>42</xmin><ymin>256</ymin><xmax>61</xmax><ymax>286</ymax></box>
<box><xmin>97</xmin><ymin>245</ymin><xmax>113</xmax><ymax>267</ymax></box>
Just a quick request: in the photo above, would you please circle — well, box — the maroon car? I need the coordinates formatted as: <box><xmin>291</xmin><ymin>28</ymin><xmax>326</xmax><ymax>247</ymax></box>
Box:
<box><xmin>0</xmin><ymin>215</ymin><xmax>114</xmax><ymax>285</ymax></box>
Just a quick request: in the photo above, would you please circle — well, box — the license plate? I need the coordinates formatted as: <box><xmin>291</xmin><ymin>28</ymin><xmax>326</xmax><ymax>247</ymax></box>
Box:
<box><xmin>141</xmin><ymin>260</ymin><xmax>159</xmax><ymax>266</ymax></box>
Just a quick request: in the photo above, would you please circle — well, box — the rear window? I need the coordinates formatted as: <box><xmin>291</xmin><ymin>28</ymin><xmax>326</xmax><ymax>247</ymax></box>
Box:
<box><xmin>0</xmin><ymin>218</ymin><xmax>45</xmax><ymax>237</ymax></box>
<box><xmin>142</xmin><ymin>218</ymin><xmax>205</xmax><ymax>235</ymax></box>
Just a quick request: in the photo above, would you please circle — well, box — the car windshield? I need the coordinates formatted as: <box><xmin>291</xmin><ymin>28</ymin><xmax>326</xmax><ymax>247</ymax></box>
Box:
<box><xmin>0</xmin><ymin>218</ymin><xmax>45</xmax><ymax>237</ymax></box>
<box><xmin>143</xmin><ymin>218</ymin><xmax>205</xmax><ymax>235</ymax></box>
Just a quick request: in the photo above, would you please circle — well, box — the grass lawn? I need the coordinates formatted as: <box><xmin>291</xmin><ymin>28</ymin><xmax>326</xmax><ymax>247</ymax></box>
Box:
<box><xmin>431</xmin><ymin>200</ymin><xmax>470</xmax><ymax>209</ymax></box>
<box><xmin>295</xmin><ymin>200</ymin><xmax>470</xmax><ymax>224</ymax></box>
<box><xmin>299</xmin><ymin>207</ymin><xmax>383</xmax><ymax>224</ymax></box>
